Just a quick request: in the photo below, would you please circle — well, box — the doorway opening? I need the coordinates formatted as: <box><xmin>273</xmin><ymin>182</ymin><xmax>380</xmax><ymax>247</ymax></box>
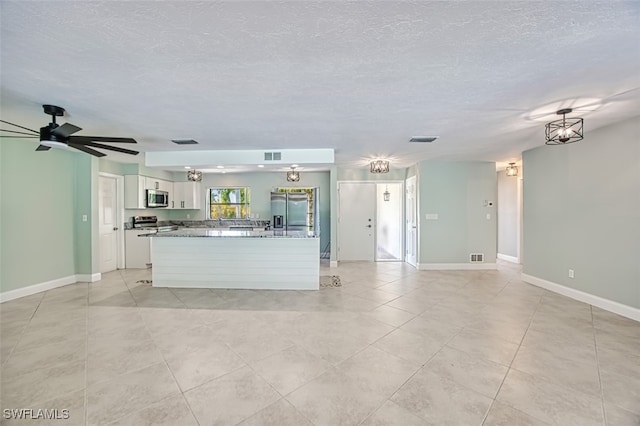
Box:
<box><xmin>337</xmin><ymin>181</ymin><xmax>403</xmax><ymax>263</ymax></box>
<box><xmin>376</xmin><ymin>182</ymin><xmax>403</xmax><ymax>261</ymax></box>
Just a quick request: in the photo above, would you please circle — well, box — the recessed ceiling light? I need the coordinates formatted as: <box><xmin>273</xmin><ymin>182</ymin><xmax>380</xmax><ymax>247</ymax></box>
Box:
<box><xmin>184</xmin><ymin>166</ymin><xmax>191</xmax><ymax>169</ymax></box>
<box><xmin>171</xmin><ymin>139</ymin><xmax>199</xmax><ymax>145</ymax></box>
<box><xmin>257</xmin><ymin>165</ymin><xmax>265</xmax><ymax>168</ymax></box>
<box><xmin>409</xmin><ymin>136</ymin><xmax>438</xmax><ymax>143</ymax></box>
<box><xmin>291</xmin><ymin>164</ymin><xmax>299</xmax><ymax>168</ymax></box>
<box><xmin>217</xmin><ymin>165</ymin><xmax>224</xmax><ymax>169</ymax></box>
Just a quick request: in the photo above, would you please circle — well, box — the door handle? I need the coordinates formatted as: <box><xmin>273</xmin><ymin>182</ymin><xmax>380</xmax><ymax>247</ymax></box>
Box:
<box><xmin>366</xmin><ymin>224</ymin><xmax>372</xmax><ymax>228</ymax></box>
<box><xmin>113</xmin><ymin>227</ymin><xmax>119</xmax><ymax>231</ymax></box>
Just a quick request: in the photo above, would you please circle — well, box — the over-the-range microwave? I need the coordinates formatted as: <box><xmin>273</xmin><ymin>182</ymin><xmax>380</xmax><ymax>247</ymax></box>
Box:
<box><xmin>146</xmin><ymin>189</ymin><xmax>169</xmax><ymax>208</ymax></box>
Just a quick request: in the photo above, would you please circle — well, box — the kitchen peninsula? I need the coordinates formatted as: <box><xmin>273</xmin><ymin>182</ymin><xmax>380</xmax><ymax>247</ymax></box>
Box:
<box><xmin>143</xmin><ymin>229</ymin><xmax>320</xmax><ymax>290</ymax></box>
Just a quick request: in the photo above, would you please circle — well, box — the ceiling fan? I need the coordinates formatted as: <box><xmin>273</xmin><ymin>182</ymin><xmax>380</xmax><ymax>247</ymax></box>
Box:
<box><xmin>0</xmin><ymin>104</ymin><xmax>139</xmax><ymax>157</ymax></box>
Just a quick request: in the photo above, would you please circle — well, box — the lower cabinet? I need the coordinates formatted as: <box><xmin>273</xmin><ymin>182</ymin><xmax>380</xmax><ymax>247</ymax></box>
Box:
<box><xmin>125</xmin><ymin>230</ymin><xmax>151</xmax><ymax>268</ymax></box>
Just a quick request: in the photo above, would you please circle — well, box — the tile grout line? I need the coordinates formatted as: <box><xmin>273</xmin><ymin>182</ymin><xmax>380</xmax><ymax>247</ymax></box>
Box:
<box><xmin>479</xmin><ymin>286</ymin><xmax>544</xmax><ymax>426</ymax></box>
<box><xmin>0</xmin><ymin>292</ymin><xmax>46</xmax><ymax>370</ymax></box>
<box><xmin>591</xmin><ymin>305</ymin><xmax>609</xmax><ymax>426</ymax></box>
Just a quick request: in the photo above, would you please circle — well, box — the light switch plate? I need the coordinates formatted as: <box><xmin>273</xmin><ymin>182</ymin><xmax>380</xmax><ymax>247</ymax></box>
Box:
<box><xmin>425</xmin><ymin>213</ymin><xmax>439</xmax><ymax>220</ymax></box>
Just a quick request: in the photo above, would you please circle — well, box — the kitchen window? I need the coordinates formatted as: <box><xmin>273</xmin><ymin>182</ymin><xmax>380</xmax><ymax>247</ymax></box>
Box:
<box><xmin>208</xmin><ymin>187</ymin><xmax>250</xmax><ymax>219</ymax></box>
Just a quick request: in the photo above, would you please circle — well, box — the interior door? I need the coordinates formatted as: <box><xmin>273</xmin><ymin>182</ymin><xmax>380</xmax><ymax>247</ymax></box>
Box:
<box><xmin>338</xmin><ymin>182</ymin><xmax>376</xmax><ymax>261</ymax></box>
<box><xmin>405</xmin><ymin>176</ymin><xmax>417</xmax><ymax>267</ymax></box>
<box><xmin>99</xmin><ymin>176</ymin><xmax>118</xmax><ymax>273</ymax></box>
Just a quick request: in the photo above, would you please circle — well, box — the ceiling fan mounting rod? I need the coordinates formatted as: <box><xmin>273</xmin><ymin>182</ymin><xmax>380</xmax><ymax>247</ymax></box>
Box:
<box><xmin>42</xmin><ymin>104</ymin><xmax>65</xmax><ymax>126</ymax></box>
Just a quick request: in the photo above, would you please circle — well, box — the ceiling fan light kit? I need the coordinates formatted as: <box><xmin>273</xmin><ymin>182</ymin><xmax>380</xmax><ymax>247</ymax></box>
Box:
<box><xmin>545</xmin><ymin>108</ymin><xmax>584</xmax><ymax>145</ymax></box>
<box><xmin>0</xmin><ymin>104</ymin><xmax>139</xmax><ymax>157</ymax></box>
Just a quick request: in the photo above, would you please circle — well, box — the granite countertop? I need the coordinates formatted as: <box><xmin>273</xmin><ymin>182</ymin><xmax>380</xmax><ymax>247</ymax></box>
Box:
<box><xmin>139</xmin><ymin>229</ymin><xmax>317</xmax><ymax>238</ymax></box>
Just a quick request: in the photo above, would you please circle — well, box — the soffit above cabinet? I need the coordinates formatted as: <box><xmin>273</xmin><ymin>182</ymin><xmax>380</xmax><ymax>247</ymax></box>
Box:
<box><xmin>145</xmin><ymin>149</ymin><xmax>334</xmax><ymax>171</ymax></box>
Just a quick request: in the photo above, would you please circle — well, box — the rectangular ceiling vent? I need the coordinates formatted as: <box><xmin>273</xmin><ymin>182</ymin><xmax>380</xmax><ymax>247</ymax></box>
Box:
<box><xmin>409</xmin><ymin>136</ymin><xmax>438</xmax><ymax>143</ymax></box>
<box><xmin>264</xmin><ymin>152</ymin><xmax>282</xmax><ymax>161</ymax></box>
<box><xmin>470</xmin><ymin>253</ymin><xmax>484</xmax><ymax>263</ymax></box>
<box><xmin>171</xmin><ymin>139</ymin><xmax>199</xmax><ymax>145</ymax></box>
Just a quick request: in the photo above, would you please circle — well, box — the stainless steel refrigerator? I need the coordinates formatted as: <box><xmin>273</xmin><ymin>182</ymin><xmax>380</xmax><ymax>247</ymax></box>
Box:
<box><xmin>271</xmin><ymin>190</ymin><xmax>318</xmax><ymax>232</ymax></box>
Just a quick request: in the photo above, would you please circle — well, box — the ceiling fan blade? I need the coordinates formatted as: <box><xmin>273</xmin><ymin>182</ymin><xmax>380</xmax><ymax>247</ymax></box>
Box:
<box><xmin>68</xmin><ymin>143</ymin><xmax>106</xmax><ymax>157</ymax></box>
<box><xmin>51</xmin><ymin>123</ymin><xmax>82</xmax><ymax>138</ymax></box>
<box><xmin>0</xmin><ymin>135</ymin><xmax>39</xmax><ymax>138</ymax></box>
<box><xmin>68</xmin><ymin>136</ymin><xmax>137</xmax><ymax>144</ymax></box>
<box><xmin>0</xmin><ymin>128</ymin><xmax>41</xmax><ymax>136</ymax></box>
<box><xmin>0</xmin><ymin>119</ymin><xmax>39</xmax><ymax>134</ymax></box>
<box><xmin>36</xmin><ymin>144</ymin><xmax>52</xmax><ymax>151</ymax></box>
<box><xmin>81</xmin><ymin>142</ymin><xmax>139</xmax><ymax>156</ymax></box>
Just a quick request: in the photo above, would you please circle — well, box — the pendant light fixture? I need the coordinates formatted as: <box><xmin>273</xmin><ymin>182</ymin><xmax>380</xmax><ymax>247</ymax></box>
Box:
<box><xmin>286</xmin><ymin>166</ymin><xmax>300</xmax><ymax>182</ymax></box>
<box><xmin>545</xmin><ymin>108</ymin><xmax>584</xmax><ymax>145</ymax></box>
<box><xmin>187</xmin><ymin>169</ymin><xmax>202</xmax><ymax>181</ymax></box>
<box><xmin>370</xmin><ymin>160</ymin><xmax>390</xmax><ymax>174</ymax></box>
<box><xmin>505</xmin><ymin>163</ymin><xmax>518</xmax><ymax>177</ymax></box>
<box><xmin>383</xmin><ymin>186</ymin><xmax>391</xmax><ymax>201</ymax></box>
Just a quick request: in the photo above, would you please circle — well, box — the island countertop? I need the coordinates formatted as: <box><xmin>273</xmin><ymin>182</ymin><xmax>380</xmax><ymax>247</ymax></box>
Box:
<box><xmin>140</xmin><ymin>228</ymin><xmax>317</xmax><ymax>238</ymax></box>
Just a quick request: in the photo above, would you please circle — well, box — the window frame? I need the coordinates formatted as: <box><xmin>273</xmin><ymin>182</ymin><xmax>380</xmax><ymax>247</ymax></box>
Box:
<box><xmin>207</xmin><ymin>187</ymin><xmax>251</xmax><ymax>219</ymax></box>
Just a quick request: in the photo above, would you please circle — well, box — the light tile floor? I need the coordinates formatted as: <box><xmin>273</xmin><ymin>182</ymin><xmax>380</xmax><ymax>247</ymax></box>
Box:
<box><xmin>1</xmin><ymin>261</ymin><xmax>639</xmax><ymax>425</ymax></box>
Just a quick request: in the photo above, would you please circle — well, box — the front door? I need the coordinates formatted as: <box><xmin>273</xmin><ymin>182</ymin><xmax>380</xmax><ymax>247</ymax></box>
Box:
<box><xmin>99</xmin><ymin>176</ymin><xmax>118</xmax><ymax>273</ymax></box>
<box><xmin>338</xmin><ymin>182</ymin><xmax>376</xmax><ymax>261</ymax></box>
<box><xmin>405</xmin><ymin>176</ymin><xmax>417</xmax><ymax>267</ymax></box>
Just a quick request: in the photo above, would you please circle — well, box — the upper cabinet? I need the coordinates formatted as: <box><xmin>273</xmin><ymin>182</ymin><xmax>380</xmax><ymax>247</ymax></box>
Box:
<box><xmin>173</xmin><ymin>181</ymin><xmax>201</xmax><ymax>209</ymax></box>
<box><xmin>124</xmin><ymin>175</ymin><xmax>174</xmax><ymax>209</ymax></box>
<box><xmin>124</xmin><ymin>175</ymin><xmax>146</xmax><ymax>209</ymax></box>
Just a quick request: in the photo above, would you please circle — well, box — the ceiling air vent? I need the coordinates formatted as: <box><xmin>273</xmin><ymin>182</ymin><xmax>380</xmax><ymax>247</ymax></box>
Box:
<box><xmin>264</xmin><ymin>152</ymin><xmax>282</xmax><ymax>161</ymax></box>
<box><xmin>171</xmin><ymin>139</ymin><xmax>199</xmax><ymax>145</ymax></box>
<box><xmin>409</xmin><ymin>136</ymin><xmax>438</xmax><ymax>143</ymax></box>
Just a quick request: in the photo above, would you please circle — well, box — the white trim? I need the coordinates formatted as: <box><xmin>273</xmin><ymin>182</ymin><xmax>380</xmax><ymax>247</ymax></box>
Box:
<box><xmin>0</xmin><ymin>273</ymin><xmax>103</xmax><ymax>303</ymax></box>
<box><xmin>330</xmin><ymin>261</ymin><xmax>339</xmax><ymax>268</ymax></box>
<box><xmin>497</xmin><ymin>253</ymin><xmax>520</xmax><ymax>264</ymax></box>
<box><xmin>417</xmin><ymin>263</ymin><xmax>498</xmax><ymax>270</ymax></box>
<box><xmin>1</xmin><ymin>276</ymin><xmax>76</xmax><ymax>303</ymax></box>
<box><xmin>76</xmin><ymin>273</ymin><xmax>102</xmax><ymax>283</ymax></box>
<box><xmin>521</xmin><ymin>273</ymin><xmax>640</xmax><ymax>322</ymax></box>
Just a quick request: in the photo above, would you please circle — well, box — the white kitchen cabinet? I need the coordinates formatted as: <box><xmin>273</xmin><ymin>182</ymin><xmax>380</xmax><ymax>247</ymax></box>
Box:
<box><xmin>124</xmin><ymin>175</ymin><xmax>146</xmax><ymax>209</ymax></box>
<box><xmin>172</xmin><ymin>181</ymin><xmax>202</xmax><ymax>209</ymax></box>
<box><xmin>125</xmin><ymin>229</ymin><xmax>152</xmax><ymax>268</ymax></box>
<box><xmin>125</xmin><ymin>175</ymin><xmax>174</xmax><ymax>209</ymax></box>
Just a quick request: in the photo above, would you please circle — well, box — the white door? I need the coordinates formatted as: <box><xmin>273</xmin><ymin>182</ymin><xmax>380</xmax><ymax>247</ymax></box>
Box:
<box><xmin>405</xmin><ymin>176</ymin><xmax>417</xmax><ymax>267</ymax></box>
<box><xmin>338</xmin><ymin>182</ymin><xmax>376</xmax><ymax>261</ymax></box>
<box><xmin>99</xmin><ymin>176</ymin><xmax>118</xmax><ymax>273</ymax></box>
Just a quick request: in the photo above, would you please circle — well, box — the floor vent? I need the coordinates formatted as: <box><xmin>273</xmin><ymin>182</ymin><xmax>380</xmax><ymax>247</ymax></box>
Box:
<box><xmin>470</xmin><ymin>253</ymin><xmax>484</xmax><ymax>263</ymax></box>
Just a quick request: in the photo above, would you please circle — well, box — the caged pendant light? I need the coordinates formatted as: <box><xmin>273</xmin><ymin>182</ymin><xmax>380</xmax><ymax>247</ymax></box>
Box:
<box><xmin>545</xmin><ymin>108</ymin><xmax>584</xmax><ymax>145</ymax></box>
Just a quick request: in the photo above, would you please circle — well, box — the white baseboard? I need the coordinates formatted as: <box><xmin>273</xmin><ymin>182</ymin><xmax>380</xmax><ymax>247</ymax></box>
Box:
<box><xmin>77</xmin><ymin>273</ymin><xmax>102</xmax><ymax>283</ymax></box>
<box><xmin>417</xmin><ymin>263</ymin><xmax>497</xmax><ymax>271</ymax></box>
<box><xmin>497</xmin><ymin>253</ymin><xmax>519</xmax><ymax>264</ymax></box>
<box><xmin>521</xmin><ymin>273</ymin><xmax>640</xmax><ymax>322</ymax></box>
<box><xmin>0</xmin><ymin>273</ymin><xmax>101</xmax><ymax>303</ymax></box>
<box><xmin>329</xmin><ymin>261</ymin><xmax>339</xmax><ymax>268</ymax></box>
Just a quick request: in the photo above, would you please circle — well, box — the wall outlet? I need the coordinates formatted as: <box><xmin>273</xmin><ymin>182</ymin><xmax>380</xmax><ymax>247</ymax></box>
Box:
<box><xmin>82</xmin><ymin>214</ymin><xmax>88</xmax><ymax>222</ymax></box>
<box><xmin>486</xmin><ymin>213</ymin><xmax>491</xmax><ymax>220</ymax></box>
<box><xmin>425</xmin><ymin>213</ymin><xmax>438</xmax><ymax>220</ymax></box>
<box><xmin>568</xmin><ymin>269</ymin><xmax>575</xmax><ymax>278</ymax></box>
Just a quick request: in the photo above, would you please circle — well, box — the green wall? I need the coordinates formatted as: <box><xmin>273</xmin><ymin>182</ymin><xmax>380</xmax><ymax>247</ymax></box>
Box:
<box><xmin>523</xmin><ymin>117</ymin><xmax>640</xmax><ymax>309</ymax></box>
<box><xmin>418</xmin><ymin>161</ymin><xmax>497</xmax><ymax>265</ymax></box>
<box><xmin>1</xmin><ymin>139</ymin><xmax>96</xmax><ymax>292</ymax></box>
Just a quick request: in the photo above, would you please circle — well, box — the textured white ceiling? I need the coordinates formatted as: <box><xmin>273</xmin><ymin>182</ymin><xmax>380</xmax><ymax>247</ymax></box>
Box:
<box><xmin>1</xmin><ymin>1</ymin><xmax>639</xmax><ymax>170</ymax></box>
